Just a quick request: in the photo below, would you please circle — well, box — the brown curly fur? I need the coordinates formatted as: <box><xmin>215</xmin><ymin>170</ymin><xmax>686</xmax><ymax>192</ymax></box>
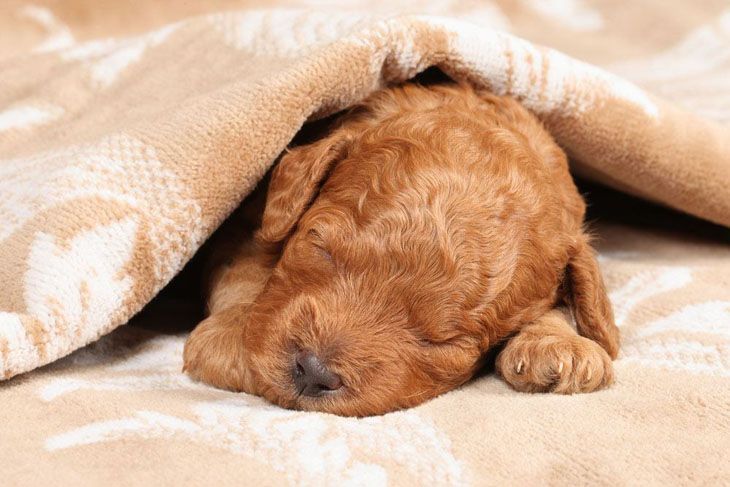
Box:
<box><xmin>183</xmin><ymin>82</ymin><xmax>620</xmax><ymax>416</ymax></box>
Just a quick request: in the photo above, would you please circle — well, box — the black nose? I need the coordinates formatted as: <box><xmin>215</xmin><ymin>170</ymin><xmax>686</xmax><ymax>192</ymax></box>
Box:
<box><xmin>294</xmin><ymin>351</ymin><xmax>342</xmax><ymax>397</ymax></box>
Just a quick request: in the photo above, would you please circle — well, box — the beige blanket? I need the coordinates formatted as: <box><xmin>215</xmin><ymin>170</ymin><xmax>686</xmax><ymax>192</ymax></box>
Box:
<box><xmin>1</xmin><ymin>1</ymin><xmax>729</xmax><ymax>484</ymax></box>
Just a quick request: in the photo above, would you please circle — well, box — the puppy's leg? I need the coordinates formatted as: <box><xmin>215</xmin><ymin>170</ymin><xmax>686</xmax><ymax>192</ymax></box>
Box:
<box><xmin>184</xmin><ymin>235</ymin><xmax>272</xmax><ymax>392</ymax></box>
<box><xmin>183</xmin><ymin>304</ymin><xmax>251</xmax><ymax>392</ymax></box>
<box><xmin>496</xmin><ymin>310</ymin><xmax>614</xmax><ymax>394</ymax></box>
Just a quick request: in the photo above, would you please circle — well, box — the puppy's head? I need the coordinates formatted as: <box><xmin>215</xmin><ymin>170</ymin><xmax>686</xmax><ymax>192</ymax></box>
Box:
<box><xmin>241</xmin><ymin>119</ymin><xmax>485</xmax><ymax>416</ymax></box>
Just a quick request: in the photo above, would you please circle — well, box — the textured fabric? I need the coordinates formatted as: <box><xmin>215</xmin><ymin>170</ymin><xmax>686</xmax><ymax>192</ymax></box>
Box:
<box><xmin>1</xmin><ymin>1</ymin><xmax>729</xmax><ymax>484</ymax></box>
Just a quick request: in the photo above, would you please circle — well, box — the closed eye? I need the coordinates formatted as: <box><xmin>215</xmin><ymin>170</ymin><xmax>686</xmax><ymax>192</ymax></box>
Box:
<box><xmin>411</xmin><ymin>329</ymin><xmax>463</xmax><ymax>348</ymax></box>
<box><xmin>307</xmin><ymin>228</ymin><xmax>333</xmax><ymax>262</ymax></box>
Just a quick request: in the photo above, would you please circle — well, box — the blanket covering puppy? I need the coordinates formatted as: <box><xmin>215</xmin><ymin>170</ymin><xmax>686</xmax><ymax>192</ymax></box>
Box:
<box><xmin>183</xmin><ymin>83</ymin><xmax>620</xmax><ymax>415</ymax></box>
<box><xmin>0</xmin><ymin>3</ymin><xmax>728</xmax><ymax>382</ymax></box>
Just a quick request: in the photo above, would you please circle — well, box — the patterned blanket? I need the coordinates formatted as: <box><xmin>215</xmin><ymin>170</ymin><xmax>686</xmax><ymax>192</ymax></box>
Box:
<box><xmin>1</xmin><ymin>1</ymin><xmax>729</xmax><ymax>484</ymax></box>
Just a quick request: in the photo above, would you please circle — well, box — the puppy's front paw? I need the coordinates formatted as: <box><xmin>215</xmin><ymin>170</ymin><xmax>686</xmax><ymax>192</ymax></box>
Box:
<box><xmin>496</xmin><ymin>333</ymin><xmax>614</xmax><ymax>394</ymax></box>
<box><xmin>183</xmin><ymin>311</ymin><xmax>248</xmax><ymax>392</ymax></box>
<box><xmin>182</xmin><ymin>317</ymin><xmax>218</xmax><ymax>382</ymax></box>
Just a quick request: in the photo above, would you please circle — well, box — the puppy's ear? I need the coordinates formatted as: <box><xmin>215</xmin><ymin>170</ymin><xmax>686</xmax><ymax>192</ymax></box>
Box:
<box><xmin>257</xmin><ymin>130</ymin><xmax>353</xmax><ymax>248</ymax></box>
<box><xmin>565</xmin><ymin>235</ymin><xmax>620</xmax><ymax>359</ymax></box>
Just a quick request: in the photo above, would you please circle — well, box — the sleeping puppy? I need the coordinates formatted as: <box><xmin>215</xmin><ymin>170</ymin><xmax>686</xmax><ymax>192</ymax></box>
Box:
<box><xmin>183</xmin><ymin>82</ymin><xmax>620</xmax><ymax>416</ymax></box>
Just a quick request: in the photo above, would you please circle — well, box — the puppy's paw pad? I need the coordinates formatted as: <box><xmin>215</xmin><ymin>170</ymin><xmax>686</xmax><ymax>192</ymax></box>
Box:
<box><xmin>497</xmin><ymin>335</ymin><xmax>613</xmax><ymax>394</ymax></box>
